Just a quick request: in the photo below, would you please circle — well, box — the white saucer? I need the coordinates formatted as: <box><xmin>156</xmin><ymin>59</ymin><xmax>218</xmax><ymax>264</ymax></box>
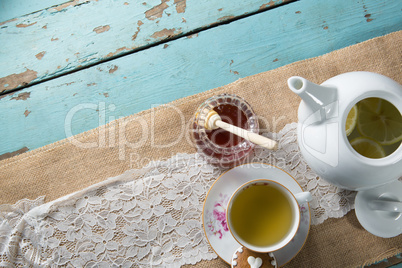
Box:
<box><xmin>202</xmin><ymin>163</ymin><xmax>311</xmax><ymax>266</ymax></box>
<box><xmin>355</xmin><ymin>180</ymin><xmax>402</xmax><ymax>238</ymax></box>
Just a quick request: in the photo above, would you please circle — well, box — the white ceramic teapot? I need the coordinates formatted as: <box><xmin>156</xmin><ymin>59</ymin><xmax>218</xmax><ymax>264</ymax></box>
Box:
<box><xmin>288</xmin><ymin>71</ymin><xmax>402</xmax><ymax>191</ymax></box>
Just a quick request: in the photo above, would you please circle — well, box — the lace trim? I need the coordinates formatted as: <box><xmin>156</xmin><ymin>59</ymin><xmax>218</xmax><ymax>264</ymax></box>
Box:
<box><xmin>0</xmin><ymin>123</ymin><xmax>357</xmax><ymax>267</ymax></box>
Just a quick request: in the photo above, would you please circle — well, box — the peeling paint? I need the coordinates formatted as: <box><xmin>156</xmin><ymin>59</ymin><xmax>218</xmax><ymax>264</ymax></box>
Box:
<box><xmin>145</xmin><ymin>0</ymin><xmax>169</xmax><ymax>21</ymax></box>
<box><xmin>93</xmin><ymin>25</ymin><xmax>110</xmax><ymax>34</ymax></box>
<box><xmin>42</xmin><ymin>25</ymin><xmax>47</xmax><ymax>29</ymax></box>
<box><xmin>106</xmin><ymin>47</ymin><xmax>128</xmax><ymax>57</ymax></box>
<box><xmin>51</xmin><ymin>37</ymin><xmax>59</xmax><ymax>41</ymax></box>
<box><xmin>217</xmin><ymin>15</ymin><xmax>235</xmax><ymax>22</ymax></box>
<box><xmin>259</xmin><ymin>1</ymin><xmax>275</xmax><ymax>10</ymax></box>
<box><xmin>163</xmin><ymin>44</ymin><xmax>169</xmax><ymax>49</ymax></box>
<box><xmin>36</xmin><ymin>51</ymin><xmax>46</xmax><ymax>60</ymax></box>
<box><xmin>0</xmin><ymin>18</ymin><xmax>18</xmax><ymax>26</ymax></box>
<box><xmin>151</xmin><ymin>28</ymin><xmax>182</xmax><ymax>39</ymax></box>
<box><xmin>322</xmin><ymin>21</ymin><xmax>328</xmax><ymax>29</ymax></box>
<box><xmin>132</xmin><ymin>21</ymin><xmax>143</xmax><ymax>41</ymax></box>
<box><xmin>11</xmin><ymin>92</ymin><xmax>31</xmax><ymax>101</ymax></box>
<box><xmin>295</xmin><ymin>11</ymin><xmax>301</xmax><ymax>14</ymax></box>
<box><xmin>186</xmin><ymin>33</ymin><xmax>198</xmax><ymax>39</ymax></box>
<box><xmin>273</xmin><ymin>58</ymin><xmax>279</xmax><ymax>62</ymax></box>
<box><xmin>124</xmin><ymin>2</ymin><xmax>129</xmax><ymax>5</ymax></box>
<box><xmin>24</xmin><ymin>110</ymin><xmax>31</xmax><ymax>117</ymax></box>
<box><xmin>218</xmin><ymin>8</ymin><xmax>223</xmax><ymax>12</ymax></box>
<box><xmin>87</xmin><ymin>83</ymin><xmax>97</xmax><ymax>86</ymax></box>
<box><xmin>0</xmin><ymin>69</ymin><xmax>37</xmax><ymax>92</ymax></box>
<box><xmin>174</xmin><ymin>0</ymin><xmax>186</xmax><ymax>13</ymax></box>
<box><xmin>0</xmin><ymin>147</ymin><xmax>29</xmax><ymax>161</ymax></box>
<box><xmin>230</xmin><ymin>70</ymin><xmax>239</xmax><ymax>75</ymax></box>
<box><xmin>365</xmin><ymin>14</ymin><xmax>373</xmax><ymax>22</ymax></box>
<box><xmin>51</xmin><ymin>0</ymin><xmax>83</xmax><ymax>12</ymax></box>
<box><xmin>109</xmin><ymin>65</ymin><xmax>118</xmax><ymax>74</ymax></box>
<box><xmin>16</xmin><ymin>22</ymin><xmax>37</xmax><ymax>28</ymax></box>
<box><xmin>103</xmin><ymin>93</ymin><xmax>109</xmax><ymax>97</ymax></box>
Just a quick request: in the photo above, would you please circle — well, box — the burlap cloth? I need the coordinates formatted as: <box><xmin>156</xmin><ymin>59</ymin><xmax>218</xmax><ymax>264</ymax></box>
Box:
<box><xmin>1</xmin><ymin>31</ymin><xmax>401</xmax><ymax>267</ymax></box>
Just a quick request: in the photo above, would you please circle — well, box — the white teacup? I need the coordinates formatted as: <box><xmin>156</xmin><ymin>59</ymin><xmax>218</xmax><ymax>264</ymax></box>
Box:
<box><xmin>226</xmin><ymin>179</ymin><xmax>312</xmax><ymax>253</ymax></box>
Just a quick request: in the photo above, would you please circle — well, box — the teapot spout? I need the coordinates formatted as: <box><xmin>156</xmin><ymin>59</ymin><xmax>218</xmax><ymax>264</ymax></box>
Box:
<box><xmin>288</xmin><ymin>76</ymin><xmax>337</xmax><ymax>115</ymax></box>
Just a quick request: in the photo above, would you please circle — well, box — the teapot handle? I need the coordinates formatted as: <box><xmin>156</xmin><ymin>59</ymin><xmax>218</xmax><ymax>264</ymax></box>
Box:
<box><xmin>368</xmin><ymin>200</ymin><xmax>402</xmax><ymax>213</ymax></box>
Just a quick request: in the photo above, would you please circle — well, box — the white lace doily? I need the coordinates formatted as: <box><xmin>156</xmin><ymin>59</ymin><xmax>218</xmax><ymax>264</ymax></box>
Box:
<box><xmin>0</xmin><ymin>123</ymin><xmax>357</xmax><ymax>267</ymax></box>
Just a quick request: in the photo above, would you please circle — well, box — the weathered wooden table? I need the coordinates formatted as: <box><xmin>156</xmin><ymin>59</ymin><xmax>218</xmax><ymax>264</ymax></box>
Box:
<box><xmin>0</xmin><ymin>0</ymin><xmax>401</xmax><ymax>266</ymax></box>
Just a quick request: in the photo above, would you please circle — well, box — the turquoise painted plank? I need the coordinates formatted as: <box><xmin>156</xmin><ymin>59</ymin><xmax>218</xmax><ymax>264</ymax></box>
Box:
<box><xmin>0</xmin><ymin>0</ymin><xmax>290</xmax><ymax>93</ymax></box>
<box><xmin>0</xmin><ymin>0</ymin><xmax>68</xmax><ymax>22</ymax></box>
<box><xmin>391</xmin><ymin>264</ymin><xmax>402</xmax><ymax>268</ymax></box>
<box><xmin>375</xmin><ymin>254</ymin><xmax>402</xmax><ymax>268</ymax></box>
<box><xmin>0</xmin><ymin>0</ymin><xmax>401</xmax><ymax>156</ymax></box>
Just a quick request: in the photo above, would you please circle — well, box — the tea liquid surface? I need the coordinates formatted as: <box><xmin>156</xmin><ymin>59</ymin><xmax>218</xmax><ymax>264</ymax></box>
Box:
<box><xmin>346</xmin><ymin>98</ymin><xmax>402</xmax><ymax>158</ymax></box>
<box><xmin>230</xmin><ymin>184</ymin><xmax>293</xmax><ymax>247</ymax></box>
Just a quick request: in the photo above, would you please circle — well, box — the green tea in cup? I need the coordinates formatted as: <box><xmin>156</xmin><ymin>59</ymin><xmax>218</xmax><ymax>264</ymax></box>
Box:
<box><xmin>229</xmin><ymin>183</ymin><xmax>293</xmax><ymax>247</ymax></box>
<box><xmin>227</xmin><ymin>179</ymin><xmax>310</xmax><ymax>253</ymax></box>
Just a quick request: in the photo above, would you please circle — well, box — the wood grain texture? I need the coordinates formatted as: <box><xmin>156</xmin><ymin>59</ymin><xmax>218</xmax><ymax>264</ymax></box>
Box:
<box><xmin>0</xmin><ymin>0</ymin><xmax>290</xmax><ymax>93</ymax></box>
<box><xmin>0</xmin><ymin>0</ymin><xmax>401</xmax><ymax>156</ymax></box>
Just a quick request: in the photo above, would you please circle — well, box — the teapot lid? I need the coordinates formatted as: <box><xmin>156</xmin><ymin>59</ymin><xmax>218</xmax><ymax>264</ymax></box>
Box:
<box><xmin>354</xmin><ymin>180</ymin><xmax>402</xmax><ymax>238</ymax></box>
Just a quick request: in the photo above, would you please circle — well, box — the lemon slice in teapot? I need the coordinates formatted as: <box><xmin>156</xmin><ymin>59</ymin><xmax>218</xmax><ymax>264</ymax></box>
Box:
<box><xmin>345</xmin><ymin>105</ymin><xmax>358</xmax><ymax>136</ymax></box>
<box><xmin>360</xmin><ymin>97</ymin><xmax>382</xmax><ymax>113</ymax></box>
<box><xmin>350</xmin><ymin>137</ymin><xmax>386</xmax><ymax>159</ymax></box>
<box><xmin>357</xmin><ymin>98</ymin><xmax>402</xmax><ymax>145</ymax></box>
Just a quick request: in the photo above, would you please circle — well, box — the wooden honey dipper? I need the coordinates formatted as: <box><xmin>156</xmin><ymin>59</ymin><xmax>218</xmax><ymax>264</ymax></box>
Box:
<box><xmin>204</xmin><ymin>110</ymin><xmax>278</xmax><ymax>150</ymax></box>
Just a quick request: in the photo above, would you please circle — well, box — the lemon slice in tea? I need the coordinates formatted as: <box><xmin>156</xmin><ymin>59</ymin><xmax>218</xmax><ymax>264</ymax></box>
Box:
<box><xmin>357</xmin><ymin>98</ymin><xmax>402</xmax><ymax>145</ymax></box>
<box><xmin>345</xmin><ymin>105</ymin><xmax>358</xmax><ymax>136</ymax></box>
<box><xmin>360</xmin><ymin>97</ymin><xmax>382</xmax><ymax>113</ymax></box>
<box><xmin>350</xmin><ymin>137</ymin><xmax>386</xmax><ymax>159</ymax></box>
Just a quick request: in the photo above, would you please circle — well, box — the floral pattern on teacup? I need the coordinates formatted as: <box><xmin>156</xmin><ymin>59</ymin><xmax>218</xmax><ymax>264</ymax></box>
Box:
<box><xmin>205</xmin><ymin>193</ymin><xmax>230</xmax><ymax>239</ymax></box>
<box><xmin>300</xmin><ymin>204</ymin><xmax>309</xmax><ymax>225</ymax></box>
